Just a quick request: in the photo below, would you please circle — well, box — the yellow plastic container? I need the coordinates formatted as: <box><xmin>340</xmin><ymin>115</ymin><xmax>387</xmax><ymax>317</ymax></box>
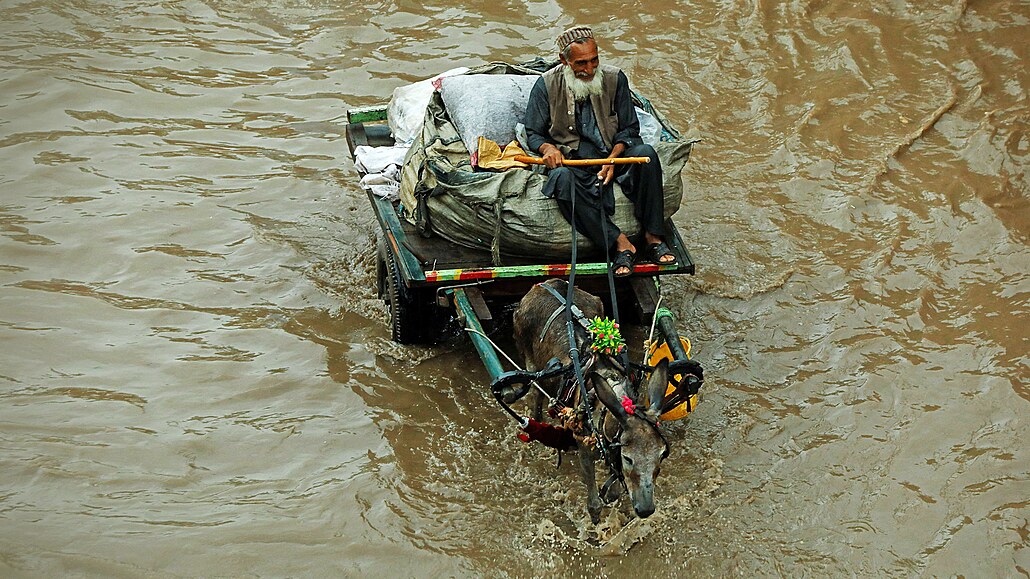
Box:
<box><xmin>647</xmin><ymin>337</ymin><xmax>700</xmax><ymax>421</ymax></box>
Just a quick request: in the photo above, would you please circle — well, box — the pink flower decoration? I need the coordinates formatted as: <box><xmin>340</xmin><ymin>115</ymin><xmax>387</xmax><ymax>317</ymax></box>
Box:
<box><xmin>621</xmin><ymin>395</ymin><xmax>636</xmax><ymax>415</ymax></box>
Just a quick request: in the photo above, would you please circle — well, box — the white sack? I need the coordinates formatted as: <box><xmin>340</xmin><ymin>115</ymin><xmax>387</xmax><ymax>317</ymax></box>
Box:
<box><xmin>388</xmin><ymin>67</ymin><xmax>469</xmax><ymax>146</ymax></box>
<box><xmin>636</xmin><ymin>107</ymin><xmax>662</xmax><ymax>147</ymax></box>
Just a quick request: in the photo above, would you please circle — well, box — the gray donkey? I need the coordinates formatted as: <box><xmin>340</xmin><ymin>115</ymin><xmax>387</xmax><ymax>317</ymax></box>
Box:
<box><xmin>512</xmin><ymin>279</ymin><xmax>671</xmax><ymax>524</ymax></box>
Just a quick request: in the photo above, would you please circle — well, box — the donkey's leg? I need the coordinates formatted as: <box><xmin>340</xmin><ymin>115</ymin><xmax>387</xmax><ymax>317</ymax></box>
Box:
<box><xmin>577</xmin><ymin>446</ymin><xmax>602</xmax><ymax>524</ymax></box>
<box><xmin>602</xmin><ymin>447</ymin><xmax>624</xmax><ymax>502</ymax></box>
<box><xmin>532</xmin><ymin>390</ymin><xmax>544</xmax><ymax>421</ymax></box>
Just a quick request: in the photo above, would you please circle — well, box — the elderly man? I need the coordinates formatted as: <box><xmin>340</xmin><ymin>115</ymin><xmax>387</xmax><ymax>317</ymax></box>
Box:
<box><xmin>524</xmin><ymin>25</ymin><xmax>676</xmax><ymax>276</ymax></box>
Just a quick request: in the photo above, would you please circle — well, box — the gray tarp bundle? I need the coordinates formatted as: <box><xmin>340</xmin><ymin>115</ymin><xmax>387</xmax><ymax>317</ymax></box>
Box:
<box><xmin>398</xmin><ymin>62</ymin><xmax>697</xmax><ymax>264</ymax></box>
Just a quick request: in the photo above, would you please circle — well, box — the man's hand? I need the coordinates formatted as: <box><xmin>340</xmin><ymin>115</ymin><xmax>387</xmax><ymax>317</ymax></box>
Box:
<box><xmin>540</xmin><ymin>144</ymin><xmax>564</xmax><ymax>169</ymax></box>
<box><xmin>597</xmin><ymin>142</ymin><xmax>626</xmax><ymax>185</ymax></box>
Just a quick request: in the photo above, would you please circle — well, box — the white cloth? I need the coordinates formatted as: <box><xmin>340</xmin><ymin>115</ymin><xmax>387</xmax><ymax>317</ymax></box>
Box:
<box><xmin>354</xmin><ymin>145</ymin><xmax>408</xmax><ymax>174</ymax></box>
<box><xmin>355</xmin><ymin>147</ymin><xmax>405</xmax><ymax>200</ymax></box>
<box><xmin>360</xmin><ymin>165</ymin><xmax>401</xmax><ymax>200</ymax></box>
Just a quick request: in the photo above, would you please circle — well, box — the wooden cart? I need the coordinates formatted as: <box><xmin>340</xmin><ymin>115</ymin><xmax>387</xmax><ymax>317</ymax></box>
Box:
<box><xmin>345</xmin><ymin>105</ymin><xmax>696</xmax><ymax>378</ymax></box>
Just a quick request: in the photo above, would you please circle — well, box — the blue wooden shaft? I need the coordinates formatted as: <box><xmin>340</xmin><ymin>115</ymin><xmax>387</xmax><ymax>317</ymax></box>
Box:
<box><xmin>451</xmin><ymin>289</ymin><xmax>505</xmax><ymax>380</ymax></box>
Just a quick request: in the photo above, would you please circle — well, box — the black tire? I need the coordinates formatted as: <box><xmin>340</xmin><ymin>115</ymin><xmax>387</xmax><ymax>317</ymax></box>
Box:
<box><xmin>375</xmin><ymin>235</ymin><xmax>388</xmax><ymax>301</ymax></box>
<box><xmin>377</xmin><ymin>234</ymin><xmax>443</xmax><ymax>344</ymax></box>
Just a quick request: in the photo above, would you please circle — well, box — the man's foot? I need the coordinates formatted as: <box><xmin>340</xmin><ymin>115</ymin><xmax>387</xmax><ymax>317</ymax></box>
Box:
<box><xmin>612</xmin><ymin>249</ymin><xmax>636</xmax><ymax>277</ymax></box>
<box><xmin>642</xmin><ymin>232</ymin><xmax>676</xmax><ymax>264</ymax></box>
<box><xmin>645</xmin><ymin>241</ymin><xmax>677</xmax><ymax>265</ymax></box>
<box><xmin>610</xmin><ymin>233</ymin><xmax>636</xmax><ymax>277</ymax></box>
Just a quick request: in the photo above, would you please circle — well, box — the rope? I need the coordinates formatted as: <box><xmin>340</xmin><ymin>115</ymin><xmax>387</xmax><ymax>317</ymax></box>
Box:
<box><xmin>644</xmin><ymin>277</ymin><xmax>663</xmax><ymax>365</ymax></box>
<box><xmin>490</xmin><ymin>196</ymin><xmax>504</xmax><ymax>267</ymax></box>
<box><xmin>561</xmin><ymin>175</ymin><xmax>623</xmax><ymax>482</ymax></box>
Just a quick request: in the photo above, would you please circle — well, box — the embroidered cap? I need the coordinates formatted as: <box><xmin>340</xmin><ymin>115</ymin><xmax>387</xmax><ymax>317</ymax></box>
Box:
<box><xmin>555</xmin><ymin>25</ymin><xmax>594</xmax><ymax>52</ymax></box>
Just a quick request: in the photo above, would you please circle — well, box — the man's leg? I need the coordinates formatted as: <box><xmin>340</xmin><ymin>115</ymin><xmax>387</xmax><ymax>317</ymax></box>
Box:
<box><xmin>548</xmin><ymin>167</ymin><xmax>620</xmax><ymax>252</ymax></box>
<box><xmin>623</xmin><ymin>144</ymin><xmax>675</xmax><ymax>263</ymax></box>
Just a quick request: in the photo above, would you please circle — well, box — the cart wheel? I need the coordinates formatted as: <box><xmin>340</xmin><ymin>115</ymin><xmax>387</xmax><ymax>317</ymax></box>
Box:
<box><xmin>379</xmin><ymin>236</ymin><xmax>444</xmax><ymax>344</ymax></box>
<box><xmin>375</xmin><ymin>235</ymin><xmax>388</xmax><ymax>301</ymax></box>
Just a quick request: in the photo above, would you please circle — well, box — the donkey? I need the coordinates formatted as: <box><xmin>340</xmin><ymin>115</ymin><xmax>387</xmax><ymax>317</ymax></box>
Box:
<box><xmin>512</xmin><ymin>279</ymin><xmax>671</xmax><ymax>524</ymax></box>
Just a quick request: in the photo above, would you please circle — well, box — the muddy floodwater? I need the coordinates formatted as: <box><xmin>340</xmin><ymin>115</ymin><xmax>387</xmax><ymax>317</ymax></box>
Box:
<box><xmin>1</xmin><ymin>0</ymin><xmax>1027</xmax><ymax>576</ymax></box>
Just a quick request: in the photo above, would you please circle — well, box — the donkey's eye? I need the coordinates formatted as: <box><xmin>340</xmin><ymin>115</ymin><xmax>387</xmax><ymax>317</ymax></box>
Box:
<box><xmin>624</xmin><ymin>456</ymin><xmax>634</xmax><ymax>466</ymax></box>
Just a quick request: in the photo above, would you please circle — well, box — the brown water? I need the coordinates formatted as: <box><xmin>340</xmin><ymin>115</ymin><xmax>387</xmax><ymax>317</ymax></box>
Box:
<box><xmin>1</xmin><ymin>0</ymin><xmax>1027</xmax><ymax>576</ymax></box>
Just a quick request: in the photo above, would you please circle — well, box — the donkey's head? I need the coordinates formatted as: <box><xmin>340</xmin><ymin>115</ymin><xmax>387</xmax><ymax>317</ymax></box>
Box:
<box><xmin>593</xmin><ymin>359</ymin><xmax>670</xmax><ymax>518</ymax></box>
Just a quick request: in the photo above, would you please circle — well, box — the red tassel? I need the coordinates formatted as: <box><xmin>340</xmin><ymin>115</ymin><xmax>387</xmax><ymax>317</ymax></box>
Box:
<box><xmin>620</xmin><ymin>395</ymin><xmax>636</xmax><ymax>415</ymax></box>
<box><xmin>516</xmin><ymin>431</ymin><xmax>530</xmax><ymax>443</ymax></box>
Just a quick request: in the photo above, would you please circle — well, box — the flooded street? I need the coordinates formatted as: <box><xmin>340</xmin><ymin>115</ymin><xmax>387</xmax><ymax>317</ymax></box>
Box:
<box><xmin>1</xmin><ymin>0</ymin><xmax>1027</xmax><ymax>576</ymax></box>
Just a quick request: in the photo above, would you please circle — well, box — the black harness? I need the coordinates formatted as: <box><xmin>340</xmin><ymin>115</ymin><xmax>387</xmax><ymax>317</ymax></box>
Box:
<box><xmin>536</xmin><ymin>280</ymin><xmax>671</xmax><ymax>499</ymax></box>
<box><xmin>537</xmin><ymin>281</ymin><xmax>591</xmax><ymax>342</ymax></box>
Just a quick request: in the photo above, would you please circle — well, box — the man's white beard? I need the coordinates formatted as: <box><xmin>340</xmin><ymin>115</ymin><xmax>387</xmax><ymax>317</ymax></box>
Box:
<box><xmin>563</xmin><ymin>65</ymin><xmax>603</xmax><ymax>102</ymax></box>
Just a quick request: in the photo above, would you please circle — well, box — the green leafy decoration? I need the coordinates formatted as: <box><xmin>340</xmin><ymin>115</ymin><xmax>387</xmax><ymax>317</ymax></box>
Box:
<box><xmin>587</xmin><ymin>317</ymin><xmax>625</xmax><ymax>356</ymax></box>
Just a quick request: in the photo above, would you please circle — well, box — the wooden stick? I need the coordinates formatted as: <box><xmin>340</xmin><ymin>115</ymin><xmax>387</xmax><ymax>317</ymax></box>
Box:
<box><xmin>512</xmin><ymin>155</ymin><xmax>649</xmax><ymax>166</ymax></box>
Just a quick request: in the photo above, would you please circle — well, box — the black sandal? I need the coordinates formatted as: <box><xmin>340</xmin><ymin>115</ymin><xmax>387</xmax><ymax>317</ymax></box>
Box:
<box><xmin>646</xmin><ymin>241</ymin><xmax>677</xmax><ymax>265</ymax></box>
<box><xmin>611</xmin><ymin>249</ymin><xmax>636</xmax><ymax>278</ymax></box>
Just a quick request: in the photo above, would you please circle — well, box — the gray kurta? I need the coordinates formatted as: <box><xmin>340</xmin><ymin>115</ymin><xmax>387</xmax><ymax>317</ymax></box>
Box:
<box><xmin>524</xmin><ymin>68</ymin><xmax>665</xmax><ymax>252</ymax></box>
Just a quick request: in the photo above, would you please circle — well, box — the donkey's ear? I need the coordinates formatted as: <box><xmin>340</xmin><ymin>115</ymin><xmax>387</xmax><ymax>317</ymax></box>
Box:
<box><xmin>592</xmin><ymin>375</ymin><xmax>628</xmax><ymax>423</ymax></box>
<box><xmin>646</xmin><ymin>358</ymin><xmax>670</xmax><ymax>414</ymax></box>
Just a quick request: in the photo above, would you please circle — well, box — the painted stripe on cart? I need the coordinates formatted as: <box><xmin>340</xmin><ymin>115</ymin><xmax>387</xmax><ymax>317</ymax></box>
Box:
<box><xmin>424</xmin><ymin>262</ymin><xmax>675</xmax><ymax>282</ymax></box>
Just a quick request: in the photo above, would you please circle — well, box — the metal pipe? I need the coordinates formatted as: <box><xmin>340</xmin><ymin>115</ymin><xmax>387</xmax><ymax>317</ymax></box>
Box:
<box><xmin>654</xmin><ymin>307</ymin><xmax>689</xmax><ymax>361</ymax></box>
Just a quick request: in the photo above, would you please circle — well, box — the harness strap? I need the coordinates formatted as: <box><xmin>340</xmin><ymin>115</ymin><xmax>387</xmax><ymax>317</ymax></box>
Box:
<box><xmin>539</xmin><ymin>305</ymin><xmax>564</xmax><ymax>343</ymax></box>
<box><xmin>555</xmin><ymin>353</ymin><xmax>595</xmax><ymax>407</ymax></box>
<box><xmin>597</xmin><ymin>200</ymin><xmax>629</xmax><ymax>371</ymax></box>
<box><xmin>595</xmin><ymin>405</ymin><xmax>628</xmax><ymax>502</ymax></box>
<box><xmin>537</xmin><ymin>282</ymin><xmax>591</xmax><ymax>342</ymax></box>
<box><xmin>563</xmin><ymin>178</ymin><xmax>610</xmax><ymax>476</ymax></box>
<box><xmin>600</xmin><ymin>472</ymin><xmax>624</xmax><ymax>504</ymax></box>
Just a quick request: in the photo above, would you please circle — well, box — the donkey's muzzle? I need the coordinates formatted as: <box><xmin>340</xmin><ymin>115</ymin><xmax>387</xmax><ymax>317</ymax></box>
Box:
<box><xmin>635</xmin><ymin>505</ymin><xmax>655</xmax><ymax>518</ymax></box>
